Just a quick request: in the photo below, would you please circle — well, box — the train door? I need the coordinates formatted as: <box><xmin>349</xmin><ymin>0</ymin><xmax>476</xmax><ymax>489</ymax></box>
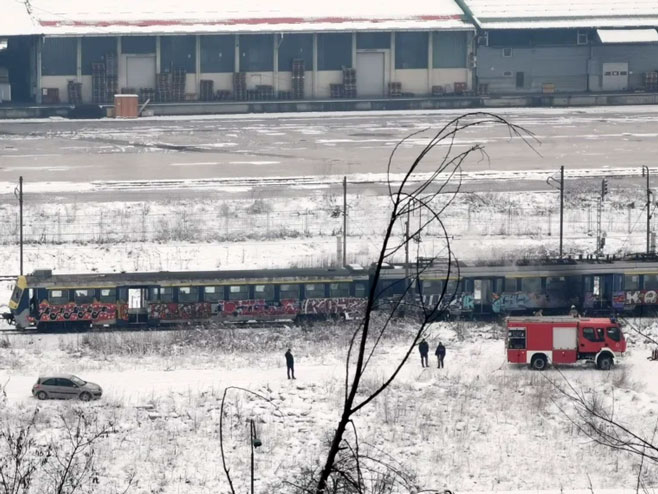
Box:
<box><xmin>584</xmin><ymin>274</ymin><xmax>612</xmax><ymax>313</ymax></box>
<box><xmin>127</xmin><ymin>286</ymin><xmax>149</xmax><ymax>324</ymax></box>
<box><xmin>473</xmin><ymin>278</ymin><xmax>493</xmax><ymax>314</ymax></box>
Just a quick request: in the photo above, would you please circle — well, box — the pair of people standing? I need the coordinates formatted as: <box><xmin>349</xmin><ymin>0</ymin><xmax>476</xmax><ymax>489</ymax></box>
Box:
<box><xmin>419</xmin><ymin>339</ymin><xmax>446</xmax><ymax>368</ymax></box>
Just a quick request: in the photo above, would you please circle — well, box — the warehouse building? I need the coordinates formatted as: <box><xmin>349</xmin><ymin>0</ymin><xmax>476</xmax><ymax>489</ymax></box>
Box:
<box><xmin>0</xmin><ymin>0</ymin><xmax>475</xmax><ymax>105</ymax></box>
<box><xmin>466</xmin><ymin>1</ymin><xmax>658</xmax><ymax>94</ymax></box>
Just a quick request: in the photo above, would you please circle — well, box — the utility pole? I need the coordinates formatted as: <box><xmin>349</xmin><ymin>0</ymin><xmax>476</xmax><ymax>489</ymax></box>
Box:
<box><xmin>342</xmin><ymin>176</ymin><xmax>347</xmax><ymax>266</ymax></box>
<box><xmin>559</xmin><ymin>166</ymin><xmax>564</xmax><ymax>258</ymax></box>
<box><xmin>597</xmin><ymin>178</ymin><xmax>608</xmax><ymax>255</ymax></box>
<box><xmin>15</xmin><ymin>176</ymin><xmax>23</xmax><ymax>275</ymax></box>
<box><xmin>249</xmin><ymin>419</ymin><xmax>262</xmax><ymax>494</ymax></box>
<box><xmin>643</xmin><ymin>166</ymin><xmax>651</xmax><ymax>255</ymax></box>
<box><xmin>546</xmin><ymin>166</ymin><xmax>565</xmax><ymax>258</ymax></box>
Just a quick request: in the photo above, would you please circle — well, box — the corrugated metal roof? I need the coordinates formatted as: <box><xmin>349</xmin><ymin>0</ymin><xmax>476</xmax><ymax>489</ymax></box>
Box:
<box><xmin>597</xmin><ymin>28</ymin><xmax>658</xmax><ymax>42</ymax></box>
<box><xmin>1</xmin><ymin>0</ymin><xmax>471</xmax><ymax>37</ymax></box>
<box><xmin>465</xmin><ymin>0</ymin><xmax>658</xmax><ymax>29</ymax></box>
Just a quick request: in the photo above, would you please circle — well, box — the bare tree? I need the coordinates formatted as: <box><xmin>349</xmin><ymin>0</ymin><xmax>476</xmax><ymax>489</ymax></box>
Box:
<box><xmin>313</xmin><ymin>112</ymin><xmax>537</xmax><ymax>493</ymax></box>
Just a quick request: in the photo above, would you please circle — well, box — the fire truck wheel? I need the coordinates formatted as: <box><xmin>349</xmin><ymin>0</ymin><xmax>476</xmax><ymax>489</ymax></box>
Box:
<box><xmin>530</xmin><ymin>354</ymin><xmax>548</xmax><ymax>371</ymax></box>
<box><xmin>597</xmin><ymin>354</ymin><xmax>613</xmax><ymax>371</ymax></box>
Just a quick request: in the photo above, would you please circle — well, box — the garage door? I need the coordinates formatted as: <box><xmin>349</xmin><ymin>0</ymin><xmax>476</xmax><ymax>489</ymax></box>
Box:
<box><xmin>356</xmin><ymin>52</ymin><xmax>384</xmax><ymax>97</ymax></box>
<box><xmin>126</xmin><ymin>55</ymin><xmax>156</xmax><ymax>90</ymax></box>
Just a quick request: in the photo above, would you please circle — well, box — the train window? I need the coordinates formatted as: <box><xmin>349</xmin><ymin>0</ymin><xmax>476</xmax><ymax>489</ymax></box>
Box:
<box><xmin>644</xmin><ymin>274</ymin><xmax>658</xmax><ymax>290</ymax></box>
<box><xmin>624</xmin><ymin>275</ymin><xmax>640</xmax><ymax>290</ymax></box>
<box><xmin>445</xmin><ymin>280</ymin><xmax>463</xmax><ymax>294</ymax></box>
<box><xmin>521</xmin><ymin>278</ymin><xmax>541</xmax><ymax>292</ymax></box>
<box><xmin>10</xmin><ymin>286</ymin><xmax>22</xmax><ymax>304</ymax></box>
<box><xmin>99</xmin><ymin>289</ymin><xmax>116</xmax><ymax>303</ymax></box>
<box><xmin>228</xmin><ymin>285</ymin><xmax>249</xmax><ymax>300</ymax></box>
<box><xmin>203</xmin><ymin>286</ymin><xmax>224</xmax><ymax>302</ymax></box>
<box><xmin>378</xmin><ymin>279</ymin><xmax>406</xmax><ymax>298</ymax></box>
<box><xmin>178</xmin><ymin>286</ymin><xmax>198</xmax><ymax>303</ymax></box>
<box><xmin>48</xmin><ymin>289</ymin><xmax>69</xmax><ymax>305</ymax></box>
<box><xmin>254</xmin><ymin>284</ymin><xmax>275</xmax><ymax>300</ymax></box>
<box><xmin>305</xmin><ymin>284</ymin><xmax>325</xmax><ymax>298</ymax></box>
<box><xmin>74</xmin><ymin>289</ymin><xmax>94</xmax><ymax>304</ymax></box>
<box><xmin>546</xmin><ymin>277</ymin><xmax>566</xmax><ymax>291</ymax></box>
<box><xmin>354</xmin><ymin>282</ymin><xmax>368</xmax><ymax>298</ymax></box>
<box><xmin>329</xmin><ymin>283</ymin><xmax>350</xmax><ymax>297</ymax></box>
<box><xmin>504</xmin><ymin>278</ymin><xmax>518</xmax><ymax>292</ymax></box>
<box><xmin>607</xmin><ymin>326</ymin><xmax>621</xmax><ymax>342</ymax></box>
<box><xmin>279</xmin><ymin>284</ymin><xmax>300</xmax><ymax>299</ymax></box>
<box><xmin>160</xmin><ymin>287</ymin><xmax>174</xmax><ymax>303</ymax></box>
<box><xmin>422</xmin><ymin>280</ymin><xmax>443</xmax><ymax>295</ymax></box>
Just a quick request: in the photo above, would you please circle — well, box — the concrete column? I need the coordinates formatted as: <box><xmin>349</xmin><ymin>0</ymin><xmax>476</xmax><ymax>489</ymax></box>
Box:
<box><xmin>390</xmin><ymin>32</ymin><xmax>396</xmax><ymax>85</ymax></box>
<box><xmin>36</xmin><ymin>37</ymin><xmax>42</xmax><ymax>104</ymax></box>
<box><xmin>155</xmin><ymin>36</ymin><xmax>161</xmax><ymax>73</ymax></box>
<box><xmin>427</xmin><ymin>31</ymin><xmax>433</xmax><ymax>95</ymax></box>
<box><xmin>116</xmin><ymin>37</ymin><xmax>122</xmax><ymax>90</ymax></box>
<box><xmin>273</xmin><ymin>34</ymin><xmax>279</xmax><ymax>94</ymax></box>
<box><xmin>312</xmin><ymin>33</ymin><xmax>318</xmax><ymax>98</ymax></box>
<box><xmin>235</xmin><ymin>35</ymin><xmax>240</xmax><ymax>72</ymax></box>
<box><xmin>76</xmin><ymin>37</ymin><xmax>82</xmax><ymax>81</ymax></box>
<box><xmin>195</xmin><ymin>35</ymin><xmax>201</xmax><ymax>94</ymax></box>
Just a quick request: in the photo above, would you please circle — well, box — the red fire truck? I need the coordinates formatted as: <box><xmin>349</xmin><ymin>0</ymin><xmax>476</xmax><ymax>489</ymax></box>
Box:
<box><xmin>506</xmin><ymin>317</ymin><xmax>626</xmax><ymax>370</ymax></box>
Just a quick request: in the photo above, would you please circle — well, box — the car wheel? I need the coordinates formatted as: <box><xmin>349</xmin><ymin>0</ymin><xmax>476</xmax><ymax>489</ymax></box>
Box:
<box><xmin>79</xmin><ymin>392</ymin><xmax>92</xmax><ymax>402</ymax></box>
<box><xmin>36</xmin><ymin>391</ymin><xmax>48</xmax><ymax>400</ymax></box>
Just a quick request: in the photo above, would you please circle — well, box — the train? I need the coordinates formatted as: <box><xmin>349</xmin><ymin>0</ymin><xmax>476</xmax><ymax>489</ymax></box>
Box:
<box><xmin>3</xmin><ymin>254</ymin><xmax>658</xmax><ymax>331</ymax></box>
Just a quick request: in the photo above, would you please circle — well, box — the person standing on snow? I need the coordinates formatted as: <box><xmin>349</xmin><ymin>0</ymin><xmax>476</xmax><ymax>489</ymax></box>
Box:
<box><xmin>285</xmin><ymin>348</ymin><xmax>296</xmax><ymax>379</ymax></box>
<box><xmin>435</xmin><ymin>342</ymin><xmax>446</xmax><ymax>369</ymax></box>
<box><xmin>419</xmin><ymin>338</ymin><xmax>429</xmax><ymax>367</ymax></box>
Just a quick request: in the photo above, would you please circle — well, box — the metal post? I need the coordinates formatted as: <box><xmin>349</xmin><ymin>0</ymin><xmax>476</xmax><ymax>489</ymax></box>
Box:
<box><xmin>643</xmin><ymin>166</ymin><xmax>651</xmax><ymax>255</ymax></box>
<box><xmin>250</xmin><ymin>419</ymin><xmax>255</xmax><ymax>494</ymax></box>
<box><xmin>560</xmin><ymin>166</ymin><xmax>564</xmax><ymax>259</ymax></box>
<box><xmin>342</xmin><ymin>176</ymin><xmax>347</xmax><ymax>266</ymax></box>
<box><xmin>19</xmin><ymin>176</ymin><xmax>23</xmax><ymax>275</ymax></box>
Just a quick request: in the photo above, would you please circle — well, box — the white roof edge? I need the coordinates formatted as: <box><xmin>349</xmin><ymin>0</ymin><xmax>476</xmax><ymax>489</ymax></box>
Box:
<box><xmin>479</xmin><ymin>18</ymin><xmax>658</xmax><ymax>30</ymax></box>
<box><xmin>597</xmin><ymin>28</ymin><xmax>658</xmax><ymax>43</ymax></box>
<box><xmin>37</xmin><ymin>22</ymin><xmax>474</xmax><ymax>37</ymax></box>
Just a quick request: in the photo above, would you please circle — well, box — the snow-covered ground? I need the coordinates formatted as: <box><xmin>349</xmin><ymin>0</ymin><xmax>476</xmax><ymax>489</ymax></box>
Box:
<box><xmin>1</xmin><ymin>322</ymin><xmax>657</xmax><ymax>493</ymax></box>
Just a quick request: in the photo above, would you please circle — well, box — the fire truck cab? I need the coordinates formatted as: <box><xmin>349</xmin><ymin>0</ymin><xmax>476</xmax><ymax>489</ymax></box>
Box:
<box><xmin>506</xmin><ymin>316</ymin><xmax>626</xmax><ymax>370</ymax></box>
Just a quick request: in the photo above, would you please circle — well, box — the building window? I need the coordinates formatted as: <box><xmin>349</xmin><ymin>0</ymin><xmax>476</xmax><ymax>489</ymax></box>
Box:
<box><xmin>121</xmin><ymin>36</ymin><xmax>156</xmax><ymax>54</ymax></box>
<box><xmin>278</xmin><ymin>33</ymin><xmax>313</xmax><ymax>71</ymax></box>
<box><xmin>42</xmin><ymin>38</ymin><xmax>77</xmax><ymax>75</ymax></box>
<box><xmin>433</xmin><ymin>32</ymin><xmax>467</xmax><ymax>68</ymax></box>
<box><xmin>577</xmin><ymin>31</ymin><xmax>589</xmax><ymax>45</ymax></box>
<box><xmin>317</xmin><ymin>33</ymin><xmax>352</xmax><ymax>70</ymax></box>
<box><xmin>81</xmin><ymin>37</ymin><xmax>116</xmax><ymax>75</ymax></box>
<box><xmin>395</xmin><ymin>32</ymin><xmax>428</xmax><ymax>69</ymax></box>
<box><xmin>357</xmin><ymin>32</ymin><xmax>390</xmax><ymax>50</ymax></box>
<box><xmin>239</xmin><ymin>34</ymin><xmax>273</xmax><ymax>72</ymax></box>
<box><xmin>502</xmin><ymin>47</ymin><xmax>512</xmax><ymax>57</ymax></box>
<box><xmin>160</xmin><ymin>35</ymin><xmax>196</xmax><ymax>73</ymax></box>
<box><xmin>200</xmin><ymin>35</ymin><xmax>235</xmax><ymax>73</ymax></box>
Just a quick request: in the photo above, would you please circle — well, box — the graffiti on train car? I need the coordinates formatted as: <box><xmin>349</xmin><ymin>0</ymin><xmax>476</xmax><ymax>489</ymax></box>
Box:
<box><xmin>491</xmin><ymin>292</ymin><xmax>566</xmax><ymax>313</ymax></box>
<box><xmin>38</xmin><ymin>302</ymin><xmax>126</xmax><ymax>322</ymax></box>
<box><xmin>613</xmin><ymin>290</ymin><xmax>658</xmax><ymax>308</ymax></box>
<box><xmin>301</xmin><ymin>297</ymin><xmax>367</xmax><ymax>315</ymax></box>
<box><xmin>149</xmin><ymin>302</ymin><xmax>212</xmax><ymax>320</ymax></box>
<box><xmin>217</xmin><ymin>299</ymin><xmax>298</xmax><ymax>317</ymax></box>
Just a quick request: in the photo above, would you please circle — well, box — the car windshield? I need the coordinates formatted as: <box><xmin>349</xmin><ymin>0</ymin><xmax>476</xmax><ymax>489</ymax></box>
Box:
<box><xmin>70</xmin><ymin>376</ymin><xmax>86</xmax><ymax>386</ymax></box>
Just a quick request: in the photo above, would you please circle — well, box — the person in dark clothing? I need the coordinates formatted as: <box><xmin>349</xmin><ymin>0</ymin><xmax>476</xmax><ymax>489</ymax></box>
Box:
<box><xmin>435</xmin><ymin>342</ymin><xmax>446</xmax><ymax>369</ymax></box>
<box><xmin>419</xmin><ymin>338</ymin><xmax>429</xmax><ymax>367</ymax></box>
<box><xmin>285</xmin><ymin>348</ymin><xmax>295</xmax><ymax>379</ymax></box>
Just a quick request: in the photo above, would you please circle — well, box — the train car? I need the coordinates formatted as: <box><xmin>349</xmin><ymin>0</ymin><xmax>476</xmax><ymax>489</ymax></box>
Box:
<box><xmin>3</xmin><ymin>266</ymin><xmax>370</xmax><ymax>331</ymax></box>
